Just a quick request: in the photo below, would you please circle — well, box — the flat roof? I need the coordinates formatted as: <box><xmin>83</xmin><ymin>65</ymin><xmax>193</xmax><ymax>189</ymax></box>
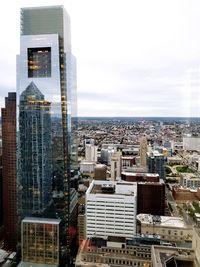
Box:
<box><xmin>121</xmin><ymin>172</ymin><xmax>159</xmax><ymax>177</ymax></box>
<box><xmin>137</xmin><ymin>214</ymin><xmax>187</xmax><ymax>228</ymax></box>
<box><xmin>152</xmin><ymin>246</ymin><xmax>196</xmax><ymax>267</ymax></box>
<box><xmin>87</xmin><ymin>180</ymin><xmax>137</xmax><ymax>196</ymax></box>
<box><xmin>23</xmin><ymin>217</ymin><xmax>61</xmax><ymax>225</ymax></box>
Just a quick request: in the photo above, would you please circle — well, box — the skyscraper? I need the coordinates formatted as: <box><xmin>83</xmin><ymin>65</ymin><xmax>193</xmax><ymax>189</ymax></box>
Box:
<box><xmin>18</xmin><ymin>82</ymin><xmax>52</xmax><ymax>216</ymax></box>
<box><xmin>17</xmin><ymin>6</ymin><xmax>77</xmax><ymax>262</ymax></box>
<box><xmin>1</xmin><ymin>92</ymin><xmax>17</xmax><ymax>250</ymax></box>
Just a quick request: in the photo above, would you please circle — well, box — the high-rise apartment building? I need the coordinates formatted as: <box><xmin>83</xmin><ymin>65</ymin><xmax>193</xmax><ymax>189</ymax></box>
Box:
<box><xmin>1</xmin><ymin>92</ymin><xmax>17</xmax><ymax>250</ymax></box>
<box><xmin>17</xmin><ymin>6</ymin><xmax>77</xmax><ymax>261</ymax></box>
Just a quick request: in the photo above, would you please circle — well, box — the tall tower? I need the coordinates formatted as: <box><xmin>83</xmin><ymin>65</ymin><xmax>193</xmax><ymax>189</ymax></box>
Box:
<box><xmin>17</xmin><ymin>6</ymin><xmax>77</xmax><ymax>262</ymax></box>
<box><xmin>139</xmin><ymin>136</ymin><xmax>147</xmax><ymax>168</ymax></box>
<box><xmin>18</xmin><ymin>82</ymin><xmax>52</xmax><ymax>216</ymax></box>
<box><xmin>1</xmin><ymin>92</ymin><xmax>17</xmax><ymax>250</ymax></box>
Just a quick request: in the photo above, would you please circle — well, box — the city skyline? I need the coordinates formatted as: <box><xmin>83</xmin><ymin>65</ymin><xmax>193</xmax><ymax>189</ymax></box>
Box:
<box><xmin>1</xmin><ymin>0</ymin><xmax>200</xmax><ymax>117</ymax></box>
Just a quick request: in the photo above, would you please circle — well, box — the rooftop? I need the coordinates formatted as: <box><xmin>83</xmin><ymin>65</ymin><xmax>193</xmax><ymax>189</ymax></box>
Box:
<box><xmin>152</xmin><ymin>245</ymin><xmax>197</xmax><ymax>267</ymax></box>
<box><xmin>121</xmin><ymin>172</ymin><xmax>159</xmax><ymax>177</ymax></box>
<box><xmin>137</xmin><ymin>214</ymin><xmax>187</xmax><ymax>228</ymax></box>
<box><xmin>87</xmin><ymin>180</ymin><xmax>137</xmax><ymax>196</ymax></box>
<box><xmin>23</xmin><ymin>217</ymin><xmax>61</xmax><ymax>225</ymax></box>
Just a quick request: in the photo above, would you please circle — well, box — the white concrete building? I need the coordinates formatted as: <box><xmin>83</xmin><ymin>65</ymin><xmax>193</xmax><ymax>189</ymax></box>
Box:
<box><xmin>80</xmin><ymin>161</ymin><xmax>96</xmax><ymax>173</ymax></box>
<box><xmin>183</xmin><ymin>135</ymin><xmax>200</xmax><ymax>152</ymax></box>
<box><xmin>85</xmin><ymin>144</ymin><xmax>98</xmax><ymax>162</ymax></box>
<box><xmin>180</xmin><ymin>173</ymin><xmax>200</xmax><ymax>189</ymax></box>
<box><xmin>111</xmin><ymin>151</ymin><xmax>121</xmax><ymax>180</ymax></box>
<box><xmin>86</xmin><ymin>180</ymin><xmax>137</xmax><ymax>239</ymax></box>
<box><xmin>137</xmin><ymin>214</ymin><xmax>193</xmax><ymax>242</ymax></box>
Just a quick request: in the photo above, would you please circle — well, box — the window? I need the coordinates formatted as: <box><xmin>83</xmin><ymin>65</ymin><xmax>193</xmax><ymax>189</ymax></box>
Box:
<box><xmin>28</xmin><ymin>47</ymin><xmax>51</xmax><ymax>78</ymax></box>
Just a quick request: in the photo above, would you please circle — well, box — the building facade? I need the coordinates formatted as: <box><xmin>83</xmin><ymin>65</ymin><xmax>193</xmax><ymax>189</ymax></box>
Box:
<box><xmin>147</xmin><ymin>151</ymin><xmax>166</xmax><ymax>180</ymax></box>
<box><xmin>86</xmin><ymin>180</ymin><xmax>137</xmax><ymax>239</ymax></box>
<box><xmin>85</xmin><ymin>144</ymin><xmax>98</xmax><ymax>162</ymax></box>
<box><xmin>17</xmin><ymin>6</ymin><xmax>77</xmax><ymax>261</ymax></box>
<box><xmin>19</xmin><ymin>83</ymin><xmax>52</xmax><ymax>216</ymax></box>
<box><xmin>137</xmin><ymin>214</ymin><xmax>193</xmax><ymax>242</ymax></box>
<box><xmin>1</xmin><ymin>92</ymin><xmax>17</xmax><ymax>250</ymax></box>
<box><xmin>20</xmin><ymin>218</ymin><xmax>60</xmax><ymax>266</ymax></box>
<box><xmin>110</xmin><ymin>151</ymin><xmax>121</xmax><ymax>180</ymax></box>
<box><xmin>137</xmin><ymin>182</ymin><xmax>165</xmax><ymax>216</ymax></box>
<box><xmin>75</xmin><ymin>237</ymin><xmax>153</xmax><ymax>267</ymax></box>
<box><xmin>139</xmin><ymin>136</ymin><xmax>147</xmax><ymax>168</ymax></box>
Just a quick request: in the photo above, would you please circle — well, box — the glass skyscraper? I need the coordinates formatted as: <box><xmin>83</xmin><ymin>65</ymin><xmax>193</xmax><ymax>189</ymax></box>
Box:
<box><xmin>17</xmin><ymin>6</ymin><xmax>77</xmax><ymax>263</ymax></box>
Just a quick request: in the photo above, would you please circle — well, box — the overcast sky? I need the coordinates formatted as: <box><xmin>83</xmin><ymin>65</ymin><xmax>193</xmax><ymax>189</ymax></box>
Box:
<box><xmin>1</xmin><ymin>0</ymin><xmax>200</xmax><ymax>117</ymax></box>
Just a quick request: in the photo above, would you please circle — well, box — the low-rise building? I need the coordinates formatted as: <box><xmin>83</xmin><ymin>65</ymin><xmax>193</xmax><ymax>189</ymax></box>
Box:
<box><xmin>167</xmin><ymin>156</ymin><xmax>183</xmax><ymax>165</ymax></box>
<box><xmin>151</xmin><ymin>245</ymin><xmax>197</xmax><ymax>267</ymax></box>
<box><xmin>137</xmin><ymin>214</ymin><xmax>193</xmax><ymax>242</ymax></box>
<box><xmin>180</xmin><ymin>173</ymin><xmax>200</xmax><ymax>189</ymax></box>
<box><xmin>75</xmin><ymin>237</ymin><xmax>152</xmax><ymax>267</ymax></box>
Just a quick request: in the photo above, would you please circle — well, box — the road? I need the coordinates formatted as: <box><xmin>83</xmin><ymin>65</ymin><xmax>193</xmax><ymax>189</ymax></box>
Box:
<box><xmin>166</xmin><ymin>188</ymin><xmax>179</xmax><ymax>217</ymax></box>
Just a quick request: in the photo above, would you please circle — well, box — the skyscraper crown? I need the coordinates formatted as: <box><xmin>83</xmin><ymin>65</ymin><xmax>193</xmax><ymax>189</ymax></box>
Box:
<box><xmin>20</xmin><ymin>81</ymin><xmax>44</xmax><ymax>101</ymax></box>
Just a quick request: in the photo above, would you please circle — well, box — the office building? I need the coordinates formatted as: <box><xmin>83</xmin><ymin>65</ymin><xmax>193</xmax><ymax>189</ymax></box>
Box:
<box><xmin>75</xmin><ymin>237</ymin><xmax>152</xmax><ymax>267</ymax></box>
<box><xmin>139</xmin><ymin>136</ymin><xmax>147</xmax><ymax>168</ymax></box>
<box><xmin>183</xmin><ymin>135</ymin><xmax>200</xmax><ymax>152</ymax></box>
<box><xmin>86</xmin><ymin>180</ymin><xmax>137</xmax><ymax>239</ymax></box>
<box><xmin>77</xmin><ymin>197</ymin><xmax>86</xmax><ymax>246</ymax></box>
<box><xmin>19</xmin><ymin>217</ymin><xmax>60</xmax><ymax>267</ymax></box>
<box><xmin>70</xmin><ymin>54</ymin><xmax>78</xmax><ymax>172</ymax></box>
<box><xmin>1</xmin><ymin>92</ymin><xmax>17</xmax><ymax>250</ymax></box>
<box><xmin>180</xmin><ymin>173</ymin><xmax>200</xmax><ymax>189</ymax></box>
<box><xmin>137</xmin><ymin>182</ymin><xmax>165</xmax><ymax>215</ymax></box>
<box><xmin>137</xmin><ymin>214</ymin><xmax>193</xmax><ymax>242</ymax></box>
<box><xmin>85</xmin><ymin>144</ymin><xmax>98</xmax><ymax>162</ymax></box>
<box><xmin>101</xmin><ymin>147</ymin><xmax>116</xmax><ymax>165</ymax></box>
<box><xmin>121</xmin><ymin>155</ymin><xmax>136</xmax><ymax>170</ymax></box>
<box><xmin>80</xmin><ymin>161</ymin><xmax>96</xmax><ymax>173</ymax></box>
<box><xmin>17</xmin><ymin>5</ymin><xmax>77</xmax><ymax>261</ymax></box>
<box><xmin>110</xmin><ymin>151</ymin><xmax>121</xmax><ymax>180</ymax></box>
<box><xmin>151</xmin><ymin>246</ymin><xmax>197</xmax><ymax>267</ymax></box>
<box><xmin>121</xmin><ymin>172</ymin><xmax>159</xmax><ymax>182</ymax></box>
<box><xmin>94</xmin><ymin>164</ymin><xmax>107</xmax><ymax>180</ymax></box>
<box><xmin>147</xmin><ymin>151</ymin><xmax>166</xmax><ymax>180</ymax></box>
<box><xmin>151</xmin><ymin>227</ymin><xmax>200</xmax><ymax>266</ymax></box>
<box><xmin>18</xmin><ymin>83</ymin><xmax>52</xmax><ymax>216</ymax></box>
<box><xmin>192</xmin><ymin>227</ymin><xmax>200</xmax><ymax>265</ymax></box>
